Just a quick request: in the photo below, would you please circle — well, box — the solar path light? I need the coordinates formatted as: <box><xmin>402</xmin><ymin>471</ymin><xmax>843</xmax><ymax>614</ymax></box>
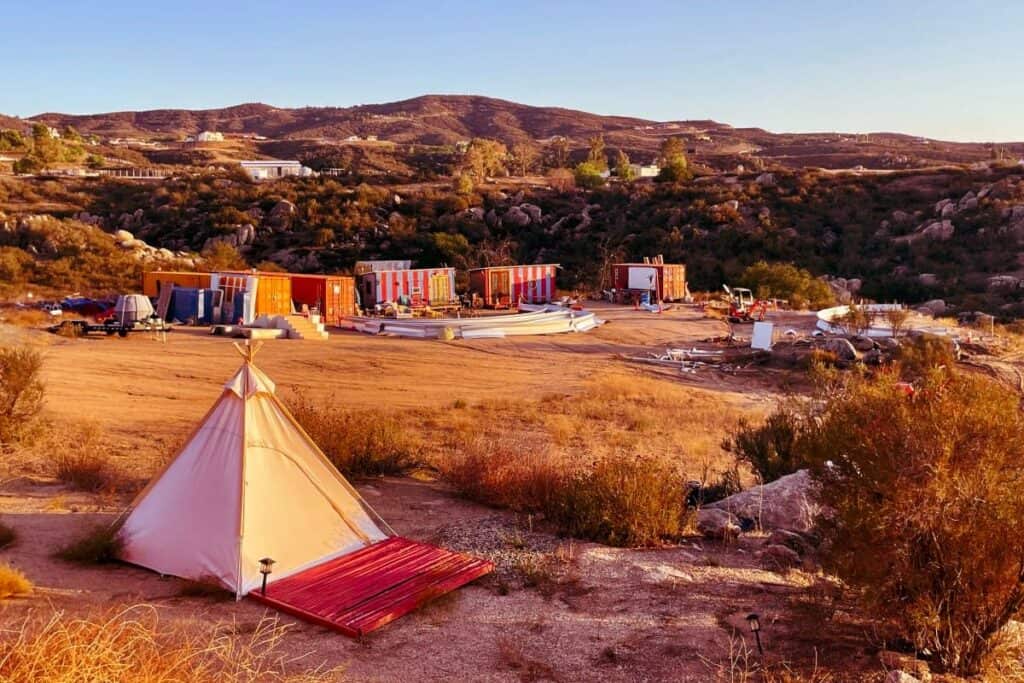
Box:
<box><xmin>259</xmin><ymin>557</ymin><xmax>275</xmax><ymax>596</ymax></box>
<box><xmin>746</xmin><ymin>613</ymin><xmax>763</xmax><ymax>655</ymax></box>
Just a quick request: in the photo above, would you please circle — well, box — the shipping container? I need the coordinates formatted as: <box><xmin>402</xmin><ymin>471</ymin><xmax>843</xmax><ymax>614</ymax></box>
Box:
<box><xmin>468</xmin><ymin>264</ymin><xmax>559</xmax><ymax>307</ymax></box>
<box><xmin>290</xmin><ymin>274</ymin><xmax>357</xmax><ymax>326</ymax></box>
<box><xmin>354</xmin><ymin>260</ymin><xmax>412</xmax><ymax>276</ymax></box>
<box><xmin>611</xmin><ymin>262</ymin><xmax>687</xmax><ymax>302</ymax></box>
<box><xmin>212</xmin><ymin>271</ymin><xmax>293</xmax><ymax>324</ymax></box>
<box><xmin>359</xmin><ymin>267</ymin><xmax>456</xmax><ymax>306</ymax></box>
<box><xmin>166</xmin><ymin>288</ymin><xmax>221</xmax><ymax>324</ymax></box>
<box><xmin>142</xmin><ymin>271</ymin><xmax>211</xmax><ymax>298</ymax></box>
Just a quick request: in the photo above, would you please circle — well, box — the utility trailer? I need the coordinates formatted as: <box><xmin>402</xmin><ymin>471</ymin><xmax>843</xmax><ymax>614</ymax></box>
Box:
<box><xmin>48</xmin><ymin>317</ymin><xmax>171</xmax><ymax>338</ymax></box>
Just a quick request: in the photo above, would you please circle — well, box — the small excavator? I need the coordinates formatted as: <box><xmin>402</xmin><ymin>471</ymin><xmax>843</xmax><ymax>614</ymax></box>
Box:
<box><xmin>722</xmin><ymin>285</ymin><xmax>769</xmax><ymax>323</ymax></box>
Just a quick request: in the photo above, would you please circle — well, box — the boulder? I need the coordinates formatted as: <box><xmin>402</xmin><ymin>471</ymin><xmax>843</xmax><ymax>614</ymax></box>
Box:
<box><xmin>696</xmin><ymin>508</ymin><xmax>742</xmax><ymax>540</ymax></box>
<box><xmin>978</xmin><ymin>184</ymin><xmax>993</xmax><ymax>199</ymax></box>
<box><xmin>267</xmin><ymin>200</ymin><xmax>296</xmax><ymax>230</ymax></box>
<box><xmin>724</xmin><ymin>199</ymin><xmax>740</xmax><ymax>211</ymax></box>
<box><xmin>917</xmin><ymin>273</ymin><xmax>939</xmax><ymax>287</ymax></box>
<box><xmin>114</xmin><ymin>229</ymin><xmax>134</xmax><ymax>242</ymax></box>
<box><xmin>758</xmin><ymin>207</ymin><xmax>771</xmax><ymax>220</ymax></box>
<box><xmin>823</xmin><ymin>337</ymin><xmax>858</xmax><ymax>362</ymax></box>
<box><xmin>503</xmin><ymin>206</ymin><xmax>531</xmax><ymax>228</ymax></box>
<box><xmin>849</xmin><ymin>335</ymin><xmax>875</xmax><ymax>352</ymax></box>
<box><xmin>940</xmin><ymin>203</ymin><xmax>956</xmax><ymax>218</ymax></box>
<box><xmin>880</xmin><ymin>651</ymin><xmax>931</xmax><ymax>682</ymax></box>
<box><xmin>520</xmin><ymin>203</ymin><xmax>543</xmax><ymax>223</ymax></box>
<box><xmin>755</xmin><ymin>173</ymin><xmax>776</xmax><ymax>186</ymax></box>
<box><xmin>758</xmin><ymin>543</ymin><xmax>801</xmax><ymax>571</ymax></box>
<box><xmin>919</xmin><ymin>220</ymin><xmax>954</xmax><ymax>241</ymax></box>
<box><xmin>768</xmin><ymin>529</ymin><xmax>814</xmax><ymax>555</ymax></box>
<box><xmin>485</xmin><ymin>208</ymin><xmax>499</xmax><ymax>228</ymax></box>
<box><xmin>466</xmin><ymin>207</ymin><xmax>485</xmax><ymax>221</ymax></box>
<box><xmin>987</xmin><ymin>275</ymin><xmax>1021</xmax><ymax>291</ymax></box>
<box><xmin>891</xmin><ymin>210</ymin><xmax>913</xmax><ymax>224</ymax></box>
<box><xmin>707</xmin><ymin>470</ymin><xmax>822</xmax><ymax>533</ymax></box>
<box><xmin>934</xmin><ymin>198</ymin><xmax>954</xmax><ymax>215</ymax></box>
<box><xmin>920</xmin><ymin>299</ymin><xmax>947</xmax><ymax>315</ymax></box>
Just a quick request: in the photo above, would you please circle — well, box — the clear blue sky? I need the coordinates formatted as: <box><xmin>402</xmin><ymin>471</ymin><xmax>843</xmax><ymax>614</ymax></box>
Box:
<box><xmin>2</xmin><ymin>1</ymin><xmax>1022</xmax><ymax>142</ymax></box>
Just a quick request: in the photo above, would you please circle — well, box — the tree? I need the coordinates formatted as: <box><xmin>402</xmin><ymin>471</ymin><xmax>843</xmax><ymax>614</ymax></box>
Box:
<box><xmin>85</xmin><ymin>153</ymin><xmax>105</xmax><ymax>169</ymax></box>
<box><xmin>803</xmin><ymin>367</ymin><xmax>1024</xmax><ymax>676</ymax></box>
<box><xmin>0</xmin><ymin>130</ymin><xmax>26</xmax><ymax>152</ymax></box>
<box><xmin>31</xmin><ymin>123</ymin><xmax>60</xmax><ymax>164</ymax></box>
<box><xmin>545</xmin><ymin>137</ymin><xmax>570</xmax><ymax>169</ymax></box>
<box><xmin>547</xmin><ymin>168</ymin><xmax>575</xmax><ymax>193</ymax></box>
<box><xmin>657</xmin><ymin>136</ymin><xmax>691</xmax><ymax>183</ymax></box>
<box><xmin>509</xmin><ymin>142</ymin><xmax>539</xmax><ymax>176</ymax></box>
<box><xmin>452</xmin><ymin>172</ymin><xmax>474</xmax><ymax>195</ymax></box>
<box><xmin>573</xmin><ymin>161</ymin><xmax>606</xmax><ymax>190</ymax></box>
<box><xmin>587</xmin><ymin>134</ymin><xmax>608</xmax><ymax>172</ymax></box>
<box><xmin>13</xmin><ymin>156</ymin><xmax>42</xmax><ymax>175</ymax></box>
<box><xmin>462</xmin><ymin>138</ymin><xmax>507</xmax><ymax>181</ymax></box>
<box><xmin>614</xmin><ymin>150</ymin><xmax>635</xmax><ymax>181</ymax></box>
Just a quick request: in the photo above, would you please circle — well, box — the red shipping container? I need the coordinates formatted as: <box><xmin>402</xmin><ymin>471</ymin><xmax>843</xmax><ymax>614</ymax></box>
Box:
<box><xmin>290</xmin><ymin>275</ymin><xmax>357</xmax><ymax>326</ymax></box>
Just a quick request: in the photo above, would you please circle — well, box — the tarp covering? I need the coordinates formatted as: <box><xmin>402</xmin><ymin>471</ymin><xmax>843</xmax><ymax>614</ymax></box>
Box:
<box><xmin>120</xmin><ymin>355</ymin><xmax>389</xmax><ymax>597</ymax></box>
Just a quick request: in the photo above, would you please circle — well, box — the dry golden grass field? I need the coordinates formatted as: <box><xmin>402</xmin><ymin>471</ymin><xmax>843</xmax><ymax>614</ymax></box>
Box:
<box><xmin>0</xmin><ymin>305</ymin><xmax>885</xmax><ymax>682</ymax></box>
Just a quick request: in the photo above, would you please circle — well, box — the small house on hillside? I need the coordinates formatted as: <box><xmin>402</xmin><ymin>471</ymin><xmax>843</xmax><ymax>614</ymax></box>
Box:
<box><xmin>196</xmin><ymin>131</ymin><xmax>224</xmax><ymax>142</ymax></box>
<box><xmin>238</xmin><ymin>160</ymin><xmax>314</xmax><ymax>181</ymax></box>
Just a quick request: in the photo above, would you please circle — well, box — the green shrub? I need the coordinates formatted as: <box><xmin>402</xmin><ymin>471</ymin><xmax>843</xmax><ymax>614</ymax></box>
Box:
<box><xmin>739</xmin><ymin>261</ymin><xmax>835</xmax><ymax>309</ymax></box>
<box><xmin>722</xmin><ymin>404</ymin><xmax>806</xmax><ymax>483</ymax></box>
<box><xmin>57</xmin><ymin>523</ymin><xmax>123</xmax><ymax>564</ymax></box>
<box><xmin>287</xmin><ymin>395</ymin><xmax>418</xmax><ymax>476</ymax></box>
<box><xmin>803</xmin><ymin>368</ymin><xmax>1024</xmax><ymax>676</ymax></box>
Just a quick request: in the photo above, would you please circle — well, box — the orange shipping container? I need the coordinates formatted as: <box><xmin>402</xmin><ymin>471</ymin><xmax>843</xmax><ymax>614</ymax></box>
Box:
<box><xmin>142</xmin><ymin>271</ymin><xmax>211</xmax><ymax>298</ymax></box>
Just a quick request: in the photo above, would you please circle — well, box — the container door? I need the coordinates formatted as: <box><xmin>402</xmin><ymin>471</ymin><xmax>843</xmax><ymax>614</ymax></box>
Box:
<box><xmin>490</xmin><ymin>270</ymin><xmax>510</xmax><ymax>305</ymax></box>
<box><xmin>429</xmin><ymin>273</ymin><xmax>449</xmax><ymax>305</ymax></box>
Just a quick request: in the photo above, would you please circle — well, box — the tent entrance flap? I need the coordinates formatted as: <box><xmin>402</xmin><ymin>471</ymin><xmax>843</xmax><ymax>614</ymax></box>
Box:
<box><xmin>249</xmin><ymin>537</ymin><xmax>493</xmax><ymax>637</ymax></box>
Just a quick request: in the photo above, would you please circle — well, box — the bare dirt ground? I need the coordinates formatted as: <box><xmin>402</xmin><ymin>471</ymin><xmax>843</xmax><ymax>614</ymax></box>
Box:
<box><xmin>0</xmin><ymin>304</ymin><xmax>875</xmax><ymax>681</ymax></box>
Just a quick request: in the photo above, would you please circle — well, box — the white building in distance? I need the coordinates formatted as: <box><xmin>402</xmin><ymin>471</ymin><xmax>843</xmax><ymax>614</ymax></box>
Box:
<box><xmin>238</xmin><ymin>160</ymin><xmax>315</xmax><ymax>181</ymax></box>
<box><xmin>629</xmin><ymin>163</ymin><xmax>660</xmax><ymax>178</ymax></box>
<box><xmin>196</xmin><ymin>131</ymin><xmax>225</xmax><ymax>142</ymax></box>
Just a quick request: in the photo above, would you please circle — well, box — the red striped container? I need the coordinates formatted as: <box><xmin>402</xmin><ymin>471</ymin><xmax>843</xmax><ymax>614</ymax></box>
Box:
<box><xmin>359</xmin><ymin>268</ymin><xmax>456</xmax><ymax>306</ymax></box>
<box><xmin>468</xmin><ymin>264</ymin><xmax>559</xmax><ymax>307</ymax></box>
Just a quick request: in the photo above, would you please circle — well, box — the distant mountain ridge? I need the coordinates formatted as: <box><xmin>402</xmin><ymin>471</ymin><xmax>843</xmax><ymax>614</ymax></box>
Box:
<box><xmin>21</xmin><ymin>95</ymin><xmax>739</xmax><ymax>147</ymax></box>
<box><xmin>6</xmin><ymin>95</ymin><xmax>1022</xmax><ymax>169</ymax></box>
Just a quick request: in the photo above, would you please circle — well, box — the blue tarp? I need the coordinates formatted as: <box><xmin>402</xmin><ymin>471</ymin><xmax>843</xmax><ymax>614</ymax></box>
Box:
<box><xmin>168</xmin><ymin>288</ymin><xmax>215</xmax><ymax>324</ymax></box>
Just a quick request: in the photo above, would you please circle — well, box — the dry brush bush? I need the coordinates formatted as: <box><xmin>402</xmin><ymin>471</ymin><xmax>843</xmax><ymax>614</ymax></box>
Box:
<box><xmin>0</xmin><ymin>563</ymin><xmax>32</xmax><ymax>599</ymax></box>
<box><xmin>442</xmin><ymin>433</ymin><xmax>687</xmax><ymax>547</ymax></box>
<box><xmin>286</xmin><ymin>393</ymin><xmax>419</xmax><ymax>476</ymax></box>
<box><xmin>48</xmin><ymin>420</ymin><xmax>117</xmax><ymax>491</ymax></box>
<box><xmin>802</xmin><ymin>366</ymin><xmax>1024</xmax><ymax>676</ymax></box>
<box><xmin>0</xmin><ymin>606</ymin><xmax>337</xmax><ymax>682</ymax></box>
<box><xmin>0</xmin><ymin>345</ymin><xmax>45</xmax><ymax>445</ymax></box>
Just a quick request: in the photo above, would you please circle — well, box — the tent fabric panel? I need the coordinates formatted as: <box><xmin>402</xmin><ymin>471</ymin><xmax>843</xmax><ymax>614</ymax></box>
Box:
<box><xmin>120</xmin><ymin>394</ymin><xmax>244</xmax><ymax>592</ymax></box>
<box><xmin>237</xmin><ymin>395</ymin><xmax>388</xmax><ymax>595</ymax></box>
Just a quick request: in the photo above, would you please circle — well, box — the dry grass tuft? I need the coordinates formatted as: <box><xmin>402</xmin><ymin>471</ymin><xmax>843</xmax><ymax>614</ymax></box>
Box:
<box><xmin>496</xmin><ymin>635</ymin><xmax>559</xmax><ymax>682</ymax></box>
<box><xmin>0</xmin><ymin>563</ymin><xmax>32</xmax><ymax>599</ymax></box>
<box><xmin>56</xmin><ymin>523</ymin><xmax>123</xmax><ymax>565</ymax></box>
<box><xmin>0</xmin><ymin>606</ymin><xmax>336</xmax><ymax>682</ymax></box>
<box><xmin>287</xmin><ymin>393</ymin><xmax>418</xmax><ymax>476</ymax></box>
<box><xmin>47</xmin><ymin>420</ymin><xmax>122</xmax><ymax>492</ymax></box>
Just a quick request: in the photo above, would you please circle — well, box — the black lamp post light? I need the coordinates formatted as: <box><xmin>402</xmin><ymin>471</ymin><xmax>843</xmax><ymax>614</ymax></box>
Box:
<box><xmin>259</xmin><ymin>557</ymin><xmax>275</xmax><ymax>596</ymax></box>
<box><xmin>746</xmin><ymin>613</ymin><xmax>764</xmax><ymax>655</ymax></box>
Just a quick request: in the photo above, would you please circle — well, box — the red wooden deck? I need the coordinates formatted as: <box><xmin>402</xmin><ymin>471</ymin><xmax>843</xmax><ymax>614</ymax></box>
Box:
<box><xmin>249</xmin><ymin>537</ymin><xmax>493</xmax><ymax>637</ymax></box>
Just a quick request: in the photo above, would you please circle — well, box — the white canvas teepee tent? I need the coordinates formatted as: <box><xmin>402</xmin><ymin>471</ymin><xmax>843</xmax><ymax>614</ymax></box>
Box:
<box><xmin>119</xmin><ymin>343</ymin><xmax>391</xmax><ymax>597</ymax></box>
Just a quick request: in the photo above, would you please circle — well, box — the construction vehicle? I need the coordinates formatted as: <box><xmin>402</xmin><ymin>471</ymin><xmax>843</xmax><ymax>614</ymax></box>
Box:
<box><xmin>722</xmin><ymin>285</ymin><xmax>769</xmax><ymax>323</ymax></box>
